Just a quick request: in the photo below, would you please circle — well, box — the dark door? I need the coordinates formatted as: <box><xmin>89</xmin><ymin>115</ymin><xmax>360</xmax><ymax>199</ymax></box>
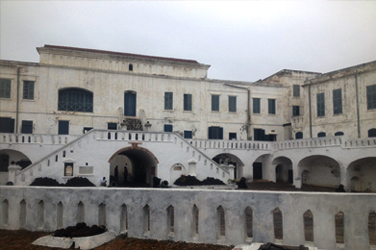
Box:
<box><xmin>124</xmin><ymin>92</ymin><xmax>136</xmax><ymax>116</ymax></box>
<box><xmin>58</xmin><ymin>121</ymin><xmax>69</xmax><ymax>135</ymax></box>
<box><xmin>253</xmin><ymin>162</ymin><xmax>262</xmax><ymax>180</ymax></box>
<box><xmin>288</xmin><ymin>169</ymin><xmax>293</xmax><ymax>184</ymax></box>
<box><xmin>0</xmin><ymin>154</ymin><xmax>9</xmax><ymax>172</ymax></box>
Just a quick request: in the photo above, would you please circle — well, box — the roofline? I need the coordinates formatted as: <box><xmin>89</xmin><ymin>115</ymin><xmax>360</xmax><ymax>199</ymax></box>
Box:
<box><xmin>38</xmin><ymin>44</ymin><xmax>205</xmax><ymax>66</ymax></box>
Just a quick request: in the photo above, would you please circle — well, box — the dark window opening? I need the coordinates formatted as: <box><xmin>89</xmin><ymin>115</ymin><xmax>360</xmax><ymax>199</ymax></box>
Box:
<box><xmin>253</xmin><ymin>98</ymin><xmax>260</xmax><ymax>113</ymax></box>
<box><xmin>21</xmin><ymin>120</ymin><xmax>33</xmax><ymax>134</ymax></box>
<box><xmin>317</xmin><ymin>132</ymin><xmax>326</xmax><ymax>138</ymax></box>
<box><xmin>211</xmin><ymin>95</ymin><xmax>220</xmax><ymax>111</ymax></box>
<box><xmin>58</xmin><ymin>121</ymin><xmax>69</xmax><ymax>135</ymax></box>
<box><xmin>333</xmin><ymin>89</ymin><xmax>342</xmax><ymax>115</ymax></box>
<box><xmin>367</xmin><ymin>85</ymin><xmax>376</xmax><ymax>110</ymax></box>
<box><xmin>317</xmin><ymin>93</ymin><xmax>325</xmax><ymax>117</ymax></box>
<box><xmin>23</xmin><ymin>81</ymin><xmax>35</xmax><ymax>100</ymax></box>
<box><xmin>124</xmin><ymin>91</ymin><xmax>136</xmax><ymax>116</ymax></box>
<box><xmin>268</xmin><ymin>99</ymin><xmax>276</xmax><ymax>114</ymax></box>
<box><xmin>369</xmin><ymin>128</ymin><xmax>376</xmax><ymax>138</ymax></box>
<box><xmin>0</xmin><ymin>117</ymin><xmax>15</xmax><ymax>133</ymax></box>
<box><xmin>164</xmin><ymin>124</ymin><xmax>173</xmax><ymax>132</ymax></box>
<box><xmin>229</xmin><ymin>96</ymin><xmax>237</xmax><ymax>112</ymax></box>
<box><xmin>253</xmin><ymin>162</ymin><xmax>262</xmax><ymax>180</ymax></box>
<box><xmin>254</xmin><ymin>129</ymin><xmax>276</xmax><ymax>141</ymax></box>
<box><xmin>335</xmin><ymin>131</ymin><xmax>344</xmax><ymax>136</ymax></box>
<box><xmin>129</xmin><ymin>64</ymin><xmax>133</xmax><ymax>71</ymax></box>
<box><xmin>295</xmin><ymin>132</ymin><xmax>303</xmax><ymax>139</ymax></box>
<box><xmin>184</xmin><ymin>130</ymin><xmax>192</xmax><ymax>139</ymax></box>
<box><xmin>0</xmin><ymin>154</ymin><xmax>9</xmax><ymax>172</ymax></box>
<box><xmin>58</xmin><ymin>88</ymin><xmax>93</xmax><ymax>112</ymax></box>
<box><xmin>0</xmin><ymin>79</ymin><xmax>11</xmax><ymax>98</ymax></box>
<box><xmin>292</xmin><ymin>106</ymin><xmax>300</xmax><ymax>116</ymax></box>
<box><xmin>165</xmin><ymin>92</ymin><xmax>173</xmax><ymax>110</ymax></box>
<box><xmin>108</xmin><ymin>123</ymin><xmax>117</xmax><ymax>130</ymax></box>
<box><xmin>184</xmin><ymin>94</ymin><xmax>192</xmax><ymax>111</ymax></box>
<box><xmin>229</xmin><ymin>132</ymin><xmax>237</xmax><ymax>140</ymax></box>
<box><xmin>293</xmin><ymin>85</ymin><xmax>300</xmax><ymax>97</ymax></box>
<box><xmin>208</xmin><ymin>126</ymin><xmax>223</xmax><ymax>139</ymax></box>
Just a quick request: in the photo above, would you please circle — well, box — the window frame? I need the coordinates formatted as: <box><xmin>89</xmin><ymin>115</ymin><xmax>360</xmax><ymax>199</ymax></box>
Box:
<box><xmin>317</xmin><ymin>93</ymin><xmax>325</xmax><ymax>117</ymax></box>
<box><xmin>58</xmin><ymin>88</ymin><xmax>93</xmax><ymax>113</ymax></box>
<box><xmin>293</xmin><ymin>85</ymin><xmax>300</xmax><ymax>97</ymax></box>
<box><xmin>211</xmin><ymin>95</ymin><xmax>220</xmax><ymax>111</ymax></box>
<box><xmin>21</xmin><ymin>120</ymin><xmax>33</xmax><ymax>134</ymax></box>
<box><xmin>228</xmin><ymin>96</ymin><xmax>237</xmax><ymax>112</ymax></box>
<box><xmin>164</xmin><ymin>92</ymin><xmax>173</xmax><ymax>110</ymax></box>
<box><xmin>23</xmin><ymin>80</ymin><xmax>35</xmax><ymax>100</ymax></box>
<box><xmin>164</xmin><ymin>124</ymin><xmax>173</xmax><ymax>132</ymax></box>
<box><xmin>367</xmin><ymin>84</ymin><xmax>376</xmax><ymax>110</ymax></box>
<box><xmin>333</xmin><ymin>89</ymin><xmax>342</xmax><ymax>115</ymax></box>
<box><xmin>184</xmin><ymin>130</ymin><xmax>193</xmax><ymax>139</ymax></box>
<box><xmin>253</xmin><ymin>98</ymin><xmax>261</xmax><ymax>114</ymax></box>
<box><xmin>268</xmin><ymin>99</ymin><xmax>276</xmax><ymax>115</ymax></box>
<box><xmin>292</xmin><ymin>105</ymin><xmax>300</xmax><ymax>116</ymax></box>
<box><xmin>0</xmin><ymin>79</ymin><xmax>11</xmax><ymax>98</ymax></box>
<box><xmin>183</xmin><ymin>94</ymin><xmax>192</xmax><ymax>111</ymax></box>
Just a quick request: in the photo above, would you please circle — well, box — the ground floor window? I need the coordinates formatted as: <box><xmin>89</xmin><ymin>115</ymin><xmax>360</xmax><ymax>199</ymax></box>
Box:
<box><xmin>208</xmin><ymin>126</ymin><xmax>223</xmax><ymax>139</ymax></box>
<box><xmin>184</xmin><ymin>131</ymin><xmax>192</xmax><ymax>139</ymax></box>
<box><xmin>229</xmin><ymin>132</ymin><xmax>237</xmax><ymax>140</ymax></box>
<box><xmin>0</xmin><ymin>117</ymin><xmax>15</xmax><ymax>133</ymax></box>
<box><xmin>21</xmin><ymin>120</ymin><xmax>33</xmax><ymax>134</ymax></box>
<box><xmin>58</xmin><ymin>121</ymin><xmax>69</xmax><ymax>135</ymax></box>
<box><xmin>164</xmin><ymin>124</ymin><xmax>173</xmax><ymax>132</ymax></box>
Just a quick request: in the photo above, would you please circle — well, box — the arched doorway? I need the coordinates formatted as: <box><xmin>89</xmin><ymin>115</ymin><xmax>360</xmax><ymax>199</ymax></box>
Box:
<box><xmin>212</xmin><ymin>153</ymin><xmax>244</xmax><ymax>179</ymax></box>
<box><xmin>108</xmin><ymin>145</ymin><xmax>158</xmax><ymax>187</ymax></box>
<box><xmin>347</xmin><ymin>157</ymin><xmax>376</xmax><ymax>192</ymax></box>
<box><xmin>0</xmin><ymin>149</ymin><xmax>32</xmax><ymax>185</ymax></box>
<box><xmin>272</xmin><ymin>157</ymin><xmax>293</xmax><ymax>183</ymax></box>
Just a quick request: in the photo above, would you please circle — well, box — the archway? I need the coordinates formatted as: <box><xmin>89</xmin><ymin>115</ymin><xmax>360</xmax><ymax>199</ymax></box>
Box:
<box><xmin>298</xmin><ymin>155</ymin><xmax>341</xmax><ymax>189</ymax></box>
<box><xmin>212</xmin><ymin>153</ymin><xmax>244</xmax><ymax>179</ymax></box>
<box><xmin>0</xmin><ymin>149</ymin><xmax>32</xmax><ymax>185</ymax></box>
<box><xmin>252</xmin><ymin>154</ymin><xmax>272</xmax><ymax>181</ymax></box>
<box><xmin>347</xmin><ymin>157</ymin><xmax>376</xmax><ymax>192</ymax></box>
<box><xmin>272</xmin><ymin>157</ymin><xmax>293</xmax><ymax>183</ymax></box>
<box><xmin>108</xmin><ymin>145</ymin><xmax>159</xmax><ymax>187</ymax></box>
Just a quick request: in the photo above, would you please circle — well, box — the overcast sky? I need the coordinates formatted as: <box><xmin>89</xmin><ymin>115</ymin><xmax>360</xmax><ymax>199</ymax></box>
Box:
<box><xmin>1</xmin><ymin>1</ymin><xmax>376</xmax><ymax>82</ymax></box>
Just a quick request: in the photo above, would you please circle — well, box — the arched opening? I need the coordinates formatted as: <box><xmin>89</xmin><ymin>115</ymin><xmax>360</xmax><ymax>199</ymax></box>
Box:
<box><xmin>298</xmin><ymin>155</ymin><xmax>340</xmax><ymax>190</ymax></box>
<box><xmin>272</xmin><ymin>157</ymin><xmax>293</xmax><ymax>184</ymax></box>
<box><xmin>273</xmin><ymin>207</ymin><xmax>283</xmax><ymax>240</ymax></box>
<box><xmin>335</xmin><ymin>211</ymin><xmax>344</xmax><ymax>244</ymax></box>
<box><xmin>0</xmin><ymin>150</ymin><xmax>32</xmax><ymax>183</ymax></box>
<box><xmin>143</xmin><ymin>205</ymin><xmax>150</xmax><ymax>235</ymax></box>
<box><xmin>212</xmin><ymin>153</ymin><xmax>245</xmax><ymax>179</ymax></box>
<box><xmin>58</xmin><ymin>88</ymin><xmax>93</xmax><ymax>112</ymax></box>
<box><xmin>192</xmin><ymin>205</ymin><xmax>199</xmax><ymax>238</ymax></box>
<box><xmin>2</xmin><ymin>199</ymin><xmax>9</xmax><ymax>226</ymax></box>
<box><xmin>77</xmin><ymin>201</ymin><xmax>85</xmax><ymax>223</ymax></box>
<box><xmin>109</xmin><ymin>146</ymin><xmax>159</xmax><ymax>187</ymax></box>
<box><xmin>245</xmin><ymin>206</ymin><xmax>253</xmax><ymax>239</ymax></box>
<box><xmin>295</xmin><ymin>132</ymin><xmax>303</xmax><ymax>139</ymax></box>
<box><xmin>335</xmin><ymin>131</ymin><xmax>344</xmax><ymax>136</ymax></box>
<box><xmin>217</xmin><ymin>206</ymin><xmax>225</xmax><ymax>239</ymax></box>
<box><xmin>37</xmin><ymin>200</ymin><xmax>44</xmax><ymax>229</ymax></box>
<box><xmin>369</xmin><ymin>212</ymin><xmax>376</xmax><ymax>246</ymax></box>
<box><xmin>170</xmin><ymin>163</ymin><xmax>187</xmax><ymax>185</ymax></box>
<box><xmin>57</xmin><ymin>202</ymin><xmax>63</xmax><ymax>228</ymax></box>
<box><xmin>99</xmin><ymin>203</ymin><xmax>106</xmax><ymax>226</ymax></box>
<box><xmin>120</xmin><ymin>204</ymin><xmax>127</xmax><ymax>233</ymax></box>
<box><xmin>167</xmin><ymin>205</ymin><xmax>174</xmax><ymax>235</ymax></box>
<box><xmin>348</xmin><ymin>157</ymin><xmax>376</xmax><ymax>192</ymax></box>
<box><xmin>317</xmin><ymin>132</ymin><xmax>326</xmax><ymax>138</ymax></box>
<box><xmin>303</xmin><ymin>210</ymin><xmax>314</xmax><ymax>242</ymax></box>
<box><xmin>20</xmin><ymin>200</ymin><xmax>27</xmax><ymax>227</ymax></box>
<box><xmin>368</xmin><ymin>128</ymin><xmax>376</xmax><ymax>138</ymax></box>
<box><xmin>252</xmin><ymin>154</ymin><xmax>272</xmax><ymax>181</ymax></box>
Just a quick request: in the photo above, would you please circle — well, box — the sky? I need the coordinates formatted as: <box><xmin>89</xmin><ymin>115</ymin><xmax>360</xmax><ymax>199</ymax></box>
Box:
<box><xmin>1</xmin><ymin>1</ymin><xmax>376</xmax><ymax>82</ymax></box>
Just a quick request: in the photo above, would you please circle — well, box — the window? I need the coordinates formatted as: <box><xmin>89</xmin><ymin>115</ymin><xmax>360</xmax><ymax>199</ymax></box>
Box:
<box><xmin>317</xmin><ymin>93</ymin><xmax>325</xmax><ymax>117</ymax></box>
<box><xmin>208</xmin><ymin>126</ymin><xmax>223</xmax><ymax>139</ymax></box>
<box><xmin>164</xmin><ymin>92</ymin><xmax>173</xmax><ymax>110</ymax></box>
<box><xmin>129</xmin><ymin>64</ymin><xmax>133</xmax><ymax>71</ymax></box>
<box><xmin>293</xmin><ymin>85</ymin><xmax>300</xmax><ymax>97</ymax></box>
<box><xmin>253</xmin><ymin>98</ymin><xmax>260</xmax><ymax>113</ymax></box>
<box><xmin>268</xmin><ymin>99</ymin><xmax>276</xmax><ymax>114</ymax></box>
<box><xmin>0</xmin><ymin>117</ymin><xmax>15</xmax><ymax>133</ymax></box>
<box><xmin>292</xmin><ymin>106</ymin><xmax>300</xmax><ymax>116</ymax></box>
<box><xmin>21</xmin><ymin>120</ymin><xmax>33</xmax><ymax>134</ymax></box>
<box><xmin>367</xmin><ymin>85</ymin><xmax>376</xmax><ymax>110</ymax></box>
<box><xmin>124</xmin><ymin>91</ymin><xmax>136</xmax><ymax>116</ymax></box>
<box><xmin>369</xmin><ymin>128</ymin><xmax>376</xmax><ymax>138</ymax></box>
<box><xmin>164</xmin><ymin>124</ymin><xmax>173</xmax><ymax>132</ymax></box>
<box><xmin>184</xmin><ymin>94</ymin><xmax>192</xmax><ymax>111</ymax></box>
<box><xmin>317</xmin><ymin>132</ymin><xmax>326</xmax><ymax>138</ymax></box>
<box><xmin>184</xmin><ymin>130</ymin><xmax>192</xmax><ymax>139</ymax></box>
<box><xmin>23</xmin><ymin>81</ymin><xmax>34</xmax><ymax>100</ymax></box>
<box><xmin>58</xmin><ymin>121</ymin><xmax>69</xmax><ymax>135</ymax></box>
<box><xmin>335</xmin><ymin>131</ymin><xmax>344</xmax><ymax>136</ymax></box>
<box><xmin>58</xmin><ymin>88</ymin><xmax>93</xmax><ymax>112</ymax></box>
<box><xmin>229</xmin><ymin>132</ymin><xmax>237</xmax><ymax>140</ymax></box>
<box><xmin>83</xmin><ymin>127</ymin><xmax>93</xmax><ymax>134</ymax></box>
<box><xmin>0</xmin><ymin>79</ymin><xmax>11</xmax><ymax>98</ymax></box>
<box><xmin>295</xmin><ymin>132</ymin><xmax>303</xmax><ymax>139</ymax></box>
<box><xmin>228</xmin><ymin>96</ymin><xmax>237</xmax><ymax>112</ymax></box>
<box><xmin>211</xmin><ymin>95</ymin><xmax>220</xmax><ymax>111</ymax></box>
<box><xmin>333</xmin><ymin>89</ymin><xmax>342</xmax><ymax>115</ymax></box>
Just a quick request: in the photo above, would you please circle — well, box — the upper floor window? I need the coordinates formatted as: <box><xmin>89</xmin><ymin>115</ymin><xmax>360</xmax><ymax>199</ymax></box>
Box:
<box><xmin>335</xmin><ymin>131</ymin><xmax>344</xmax><ymax>136</ymax></box>
<box><xmin>253</xmin><ymin>98</ymin><xmax>260</xmax><ymax>114</ymax></box>
<box><xmin>268</xmin><ymin>99</ymin><xmax>276</xmax><ymax>114</ymax></box>
<box><xmin>367</xmin><ymin>84</ymin><xmax>376</xmax><ymax>110</ymax></box>
<box><xmin>58</xmin><ymin>88</ymin><xmax>93</xmax><ymax>112</ymax></box>
<box><xmin>292</xmin><ymin>106</ymin><xmax>300</xmax><ymax>116</ymax></box>
<box><xmin>317</xmin><ymin>93</ymin><xmax>325</xmax><ymax>117</ymax></box>
<box><xmin>293</xmin><ymin>85</ymin><xmax>300</xmax><ymax>97</ymax></box>
<box><xmin>228</xmin><ymin>96</ymin><xmax>237</xmax><ymax>112</ymax></box>
<box><xmin>23</xmin><ymin>81</ymin><xmax>35</xmax><ymax>100</ymax></box>
<box><xmin>164</xmin><ymin>124</ymin><xmax>173</xmax><ymax>132</ymax></box>
<box><xmin>129</xmin><ymin>64</ymin><xmax>133</xmax><ymax>71</ymax></box>
<box><xmin>0</xmin><ymin>79</ymin><xmax>11</xmax><ymax>98</ymax></box>
<box><xmin>333</xmin><ymin>89</ymin><xmax>342</xmax><ymax>115</ymax></box>
<box><xmin>184</xmin><ymin>130</ymin><xmax>193</xmax><ymax>139</ymax></box>
<box><xmin>21</xmin><ymin>120</ymin><xmax>33</xmax><ymax>134</ymax></box>
<box><xmin>369</xmin><ymin>128</ymin><xmax>376</xmax><ymax>138</ymax></box>
<box><xmin>212</xmin><ymin>95</ymin><xmax>220</xmax><ymax>111</ymax></box>
<box><xmin>164</xmin><ymin>92</ymin><xmax>173</xmax><ymax>110</ymax></box>
<box><xmin>184</xmin><ymin>94</ymin><xmax>192</xmax><ymax>111</ymax></box>
<box><xmin>295</xmin><ymin>132</ymin><xmax>303</xmax><ymax>139</ymax></box>
<box><xmin>317</xmin><ymin>132</ymin><xmax>326</xmax><ymax>138</ymax></box>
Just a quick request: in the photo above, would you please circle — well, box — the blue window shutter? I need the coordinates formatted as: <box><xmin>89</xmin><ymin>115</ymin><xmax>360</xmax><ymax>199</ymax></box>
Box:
<box><xmin>124</xmin><ymin>92</ymin><xmax>136</xmax><ymax>116</ymax></box>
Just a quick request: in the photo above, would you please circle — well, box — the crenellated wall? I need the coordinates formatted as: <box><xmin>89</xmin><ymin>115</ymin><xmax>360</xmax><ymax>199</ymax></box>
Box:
<box><xmin>1</xmin><ymin>186</ymin><xmax>376</xmax><ymax>250</ymax></box>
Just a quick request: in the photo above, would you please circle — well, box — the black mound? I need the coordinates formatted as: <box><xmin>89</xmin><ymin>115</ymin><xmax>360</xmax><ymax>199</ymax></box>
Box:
<box><xmin>30</xmin><ymin>177</ymin><xmax>62</xmax><ymax>187</ymax></box>
<box><xmin>65</xmin><ymin>177</ymin><xmax>95</xmax><ymax>187</ymax></box>
<box><xmin>174</xmin><ymin>175</ymin><xmax>225</xmax><ymax>186</ymax></box>
<box><xmin>54</xmin><ymin>222</ymin><xmax>107</xmax><ymax>238</ymax></box>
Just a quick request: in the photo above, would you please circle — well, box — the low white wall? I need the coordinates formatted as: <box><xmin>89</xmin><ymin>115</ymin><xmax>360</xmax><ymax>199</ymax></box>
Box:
<box><xmin>0</xmin><ymin>186</ymin><xmax>375</xmax><ymax>250</ymax></box>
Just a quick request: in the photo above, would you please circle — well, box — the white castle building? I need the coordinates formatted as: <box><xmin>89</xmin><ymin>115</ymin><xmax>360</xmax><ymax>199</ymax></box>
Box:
<box><xmin>1</xmin><ymin>45</ymin><xmax>376</xmax><ymax>191</ymax></box>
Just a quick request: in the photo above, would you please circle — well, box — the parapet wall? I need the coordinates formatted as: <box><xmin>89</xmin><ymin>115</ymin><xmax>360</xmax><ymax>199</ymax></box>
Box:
<box><xmin>0</xmin><ymin>186</ymin><xmax>375</xmax><ymax>250</ymax></box>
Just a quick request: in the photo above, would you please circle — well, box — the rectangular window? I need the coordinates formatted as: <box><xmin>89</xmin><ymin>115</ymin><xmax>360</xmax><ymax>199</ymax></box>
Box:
<box><xmin>83</xmin><ymin>127</ymin><xmax>93</xmax><ymax>134</ymax></box>
<box><xmin>211</xmin><ymin>95</ymin><xmax>220</xmax><ymax>111</ymax></box>
<box><xmin>229</xmin><ymin>132</ymin><xmax>237</xmax><ymax>140</ymax></box>
<box><xmin>184</xmin><ymin>94</ymin><xmax>192</xmax><ymax>111</ymax></box>
<box><xmin>107</xmin><ymin>123</ymin><xmax>117</xmax><ymax>130</ymax></box>
<box><xmin>0</xmin><ymin>79</ymin><xmax>11</xmax><ymax>98</ymax></box>
<box><xmin>164</xmin><ymin>92</ymin><xmax>173</xmax><ymax>110</ymax></box>
<box><xmin>268</xmin><ymin>99</ymin><xmax>276</xmax><ymax>114</ymax></box>
<box><xmin>367</xmin><ymin>84</ymin><xmax>376</xmax><ymax>110</ymax></box>
<box><xmin>208</xmin><ymin>126</ymin><xmax>223</xmax><ymax>139</ymax></box>
<box><xmin>0</xmin><ymin>117</ymin><xmax>15</xmax><ymax>133</ymax></box>
<box><xmin>184</xmin><ymin>130</ymin><xmax>192</xmax><ymax>139</ymax></box>
<box><xmin>292</xmin><ymin>106</ymin><xmax>300</xmax><ymax>116</ymax></box>
<box><xmin>58</xmin><ymin>120</ymin><xmax>69</xmax><ymax>135</ymax></box>
<box><xmin>293</xmin><ymin>85</ymin><xmax>300</xmax><ymax>97</ymax></box>
<box><xmin>164</xmin><ymin>124</ymin><xmax>173</xmax><ymax>132</ymax></box>
<box><xmin>333</xmin><ymin>89</ymin><xmax>342</xmax><ymax>114</ymax></box>
<box><xmin>23</xmin><ymin>81</ymin><xmax>34</xmax><ymax>100</ymax></box>
<box><xmin>228</xmin><ymin>96</ymin><xmax>237</xmax><ymax>112</ymax></box>
<box><xmin>317</xmin><ymin>93</ymin><xmax>325</xmax><ymax>117</ymax></box>
<box><xmin>253</xmin><ymin>98</ymin><xmax>260</xmax><ymax>113</ymax></box>
<box><xmin>21</xmin><ymin>120</ymin><xmax>33</xmax><ymax>134</ymax></box>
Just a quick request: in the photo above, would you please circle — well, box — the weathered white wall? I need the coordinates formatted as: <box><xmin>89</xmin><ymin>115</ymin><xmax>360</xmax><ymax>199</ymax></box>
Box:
<box><xmin>1</xmin><ymin>186</ymin><xmax>375</xmax><ymax>250</ymax></box>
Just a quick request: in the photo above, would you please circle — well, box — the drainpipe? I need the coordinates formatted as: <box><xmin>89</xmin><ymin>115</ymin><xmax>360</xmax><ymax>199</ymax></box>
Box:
<box><xmin>308</xmin><ymin>83</ymin><xmax>312</xmax><ymax>138</ymax></box>
<box><xmin>247</xmin><ymin>89</ymin><xmax>251</xmax><ymax>140</ymax></box>
<box><xmin>16</xmin><ymin>66</ymin><xmax>21</xmax><ymax>134</ymax></box>
<box><xmin>355</xmin><ymin>71</ymin><xmax>360</xmax><ymax>138</ymax></box>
